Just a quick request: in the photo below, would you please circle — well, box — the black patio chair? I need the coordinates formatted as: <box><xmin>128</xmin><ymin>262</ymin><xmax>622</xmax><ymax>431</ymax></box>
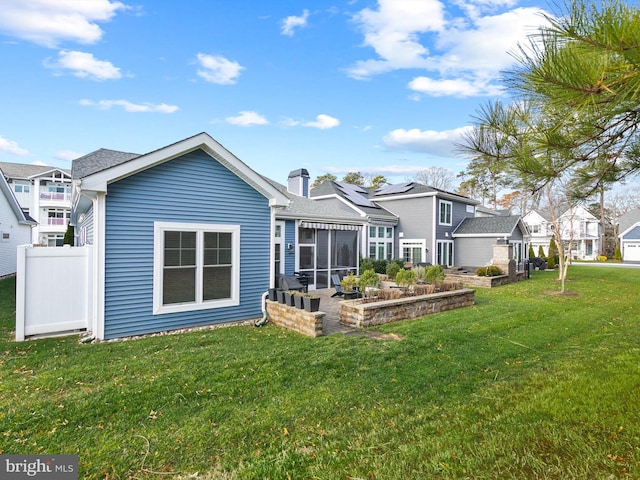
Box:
<box><xmin>331</xmin><ymin>274</ymin><xmax>344</xmax><ymax>297</ymax></box>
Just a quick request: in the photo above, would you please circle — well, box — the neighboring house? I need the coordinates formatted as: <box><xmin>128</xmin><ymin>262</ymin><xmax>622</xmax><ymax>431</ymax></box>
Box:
<box><xmin>523</xmin><ymin>205</ymin><xmax>601</xmax><ymax>260</ymax></box>
<box><xmin>269</xmin><ymin>171</ymin><xmax>397</xmax><ymax>289</ymax></box>
<box><xmin>452</xmin><ymin>216</ymin><xmax>529</xmax><ymax>270</ymax></box>
<box><xmin>71</xmin><ymin>132</ymin><xmax>289</xmax><ymax>340</ymax></box>
<box><xmin>0</xmin><ymin>162</ymin><xmax>72</xmax><ymax>246</ymax></box>
<box><xmin>309</xmin><ymin>180</ymin><xmax>527</xmax><ymax>270</ymax></box>
<box><xmin>0</xmin><ymin>169</ymin><xmax>36</xmax><ymax>277</ymax></box>
<box><xmin>618</xmin><ymin>208</ymin><xmax>640</xmax><ymax>262</ymax></box>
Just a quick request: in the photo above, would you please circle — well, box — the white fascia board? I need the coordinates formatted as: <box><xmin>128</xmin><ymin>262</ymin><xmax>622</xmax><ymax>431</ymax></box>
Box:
<box><xmin>452</xmin><ymin>233</ymin><xmax>512</xmax><ymax>238</ymax></box>
<box><xmin>374</xmin><ymin>191</ymin><xmax>480</xmax><ymax>205</ymax></box>
<box><xmin>28</xmin><ymin>168</ymin><xmax>72</xmax><ymax>180</ymax></box>
<box><xmin>79</xmin><ymin>132</ymin><xmax>289</xmax><ymax>207</ymax></box>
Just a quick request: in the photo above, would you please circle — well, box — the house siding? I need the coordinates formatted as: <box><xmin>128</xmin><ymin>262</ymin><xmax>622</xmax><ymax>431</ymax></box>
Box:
<box><xmin>102</xmin><ymin>150</ymin><xmax>271</xmax><ymax>339</ymax></box>
<box><xmin>455</xmin><ymin>238</ymin><xmax>494</xmax><ymax>268</ymax></box>
<box><xmin>0</xmin><ymin>197</ymin><xmax>32</xmax><ymax>277</ymax></box>
<box><xmin>378</xmin><ymin>197</ymin><xmax>435</xmax><ymax>258</ymax></box>
<box><xmin>284</xmin><ymin>220</ymin><xmax>296</xmax><ymax>275</ymax></box>
<box><xmin>78</xmin><ymin>204</ymin><xmax>94</xmax><ymax>246</ymax></box>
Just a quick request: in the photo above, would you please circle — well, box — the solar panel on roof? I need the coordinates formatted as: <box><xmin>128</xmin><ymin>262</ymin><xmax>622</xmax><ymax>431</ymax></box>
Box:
<box><xmin>375</xmin><ymin>182</ymin><xmax>413</xmax><ymax>195</ymax></box>
<box><xmin>336</xmin><ymin>182</ymin><xmax>376</xmax><ymax>207</ymax></box>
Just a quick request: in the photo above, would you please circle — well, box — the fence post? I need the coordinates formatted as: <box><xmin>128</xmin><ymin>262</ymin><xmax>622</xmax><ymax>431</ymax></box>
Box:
<box><xmin>15</xmin><ymin>245</ymin><xmax>28</xmax><ymax>341</ymax></box>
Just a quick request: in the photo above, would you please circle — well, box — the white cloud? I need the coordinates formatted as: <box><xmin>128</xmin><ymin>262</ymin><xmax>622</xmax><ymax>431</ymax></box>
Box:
<box><xmin>408</xmin><ymin>76</ymin><xmax>502</xmax><ymax>97</ymax></box>
<box><xmin>347</xmin><ymin>0</ymin><xmax>445</xmax><ymax>79</ymax></box>
<box><xmin>196</xmin><ymin>53</ymin><xmax>244</xmax><ymax>85</ymax></box>
<box><xmin>281</xmin><ymin>9</ymin><xmax>310</xmax><ymax>36</ymax></box>
<box><xmin>226</xmin><ymin>111</ymin><xmax>269</xmax><ymax>126</ymax></box>
<box><xmin>0</xmin><ymin>0</ymin><xmax>127</xmax><ymax>48</ymax></box>
<box><xmin>79</xmin><ymin>99</ymin><xmax>178</xmax><ymax>113</ymax></box>
<box><xmin>303</xmin><ymin>114</ymin><xmax>340</xmax><ymax>129</ymax></box>
<box><xmin>349</xmin><ymin>0</ymin><xmax>550</xmax><ymax>98</ymax></box>
<box><xmin>55</xmin><ymin>150</ymin><xmax>83</xmax><ymax>162</ymax></box>
<box><xmin>47</xmin><ymin>50</ymin><xmax>121</xmax><ymax>80</ymax></box>
<box><xmin>0</xmin><ymin>135</ymin><xmax>29</xmax><ymax>156</ymax></box>
<box><xmin>383</xmin><ymin>126</ymin><xmax>473</xmax><ymax>155</ymax></box>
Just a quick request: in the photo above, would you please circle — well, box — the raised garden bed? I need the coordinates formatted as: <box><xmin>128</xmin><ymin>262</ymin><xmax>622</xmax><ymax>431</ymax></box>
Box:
<box><xmin>339</xmin><ymin>288</ymin><xmax>475</xmax><ymax>328</ymax></box>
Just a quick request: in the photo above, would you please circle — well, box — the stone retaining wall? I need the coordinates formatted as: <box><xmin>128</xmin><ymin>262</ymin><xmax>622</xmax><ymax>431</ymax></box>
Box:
<box><xmin>339</xmin><ymin>289</ymin><xmax>475</xmax><ymax>328</ymax></box>
<box><xmin>447</xmin><ymin>272</ymin><xmax>526</xmax><ymax>288</ymax></box>
<box><xmin>265</xmin><ymin>300</ymin><xmax>324</xmax><ymax>337</ymax></box>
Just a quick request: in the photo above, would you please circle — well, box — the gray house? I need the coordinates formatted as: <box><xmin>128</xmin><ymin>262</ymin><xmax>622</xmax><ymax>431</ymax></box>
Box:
<box><xmin>453</xmin><ymin>216</ymin><xmax>529</xmax><ymax>270</ymax></box>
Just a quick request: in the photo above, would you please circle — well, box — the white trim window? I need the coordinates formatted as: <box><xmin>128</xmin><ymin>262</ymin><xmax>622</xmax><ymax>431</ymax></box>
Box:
<box><xmin>399</xmin><ymin>239</ymin><xmax>426</xmax><ymax>265</ymax></box>
<box><xmin>439</xmin><ymin>200</ymin><xmax>452</xmax><ymax>226</ymax></box>
<box><xmin>368</xmin><ymin>226</ymin><xmax>393</xmax><ymax>260</ymax></box>
<box><xmin>153</xmin><ymin>222</ymin><xmax>240</xmax><ymax>314</ymax></box>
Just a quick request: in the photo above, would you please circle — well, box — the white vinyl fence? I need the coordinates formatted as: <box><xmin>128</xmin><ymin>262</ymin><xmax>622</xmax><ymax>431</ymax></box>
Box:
<box><xmin>15</xmin><ymin>245</ymin><xmax>93</xmax><ymax>341</ymax></box>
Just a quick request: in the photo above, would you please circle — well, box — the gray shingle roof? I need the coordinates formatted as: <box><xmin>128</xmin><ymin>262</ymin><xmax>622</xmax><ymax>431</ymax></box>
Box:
<box><xmin>453</xmin><ymin>215</ymin><xmax>524</xmax><ymax>236</ymax></box>
<box><xmin>619</xmin><ymin>208</ymin><xmax>640</xmax><ymax>234</ymax></box>
<box><xmin>72</xmin><ymin>148</ymin><xmax>140</xmax><ymax>179</ymax></box>
<box><xmin>0</xmin><ymin>162</ymin><xmax>71</xmax><ymax>180</ymax></box>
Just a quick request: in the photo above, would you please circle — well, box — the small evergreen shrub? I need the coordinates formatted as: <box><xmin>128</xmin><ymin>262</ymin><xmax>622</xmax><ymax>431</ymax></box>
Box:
<box><xmin>386</xmin><ymin>262</ymin><xmax>401</xmax><ymax>280</ymax></box>
<box><xmin>395</xmin><ymin>269</ymin><xmax>417</xmax><ymax>287</ymax></box>
<box><xmin>614</xmin><ymin>247</ymin><xmax>622</xmax><ymax>261</ymax></box>
<box><xmin>423</xmin><ymin>265</ymin><xmax>445</xmax><ymax>284</ymax></box>
<box><xmin>537</xmin><ymin>245</ymin><xmax>545</xmax><ymax>258</ymax></box>
<box><xmin>528</xmin><ymin>244</ymin><xmax>535</xmax><ymax>259</ymax></box>
<box><xmin>476</xmin><ymin>265</ymin><xmax>503</xmax><ymax>277</ymax></box>
<box><xmin>372</xmin><ymin>259</ymin><xmax>388</xmax><ymax>274</ymax></box>
<box><xmin>359</xmin><ymin>258</ymin><xmax>375</xmax><ymax>273</ymax></box>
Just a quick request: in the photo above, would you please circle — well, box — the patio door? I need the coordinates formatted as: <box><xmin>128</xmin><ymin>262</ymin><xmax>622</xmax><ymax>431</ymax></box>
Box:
<box><xmin>298</xmin><ymin>227</ymin><xmax>316</xmax><ymax>289</ymax></box>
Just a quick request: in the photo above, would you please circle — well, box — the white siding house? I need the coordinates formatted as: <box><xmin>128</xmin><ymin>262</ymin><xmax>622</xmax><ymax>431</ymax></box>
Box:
<box><xmin>523</xmin><ymin>206</ymin><xmax>601</xmax><ymax>260</ymax></box>
<box><xmin>0</xmin><ymin>170</ymin><xmax>36</xmax><ymax>277</ymax></box>
<box><xmin>0</xmin><ymin>162</ymin><xmax>72</xmax><ymax>246</ymax></box>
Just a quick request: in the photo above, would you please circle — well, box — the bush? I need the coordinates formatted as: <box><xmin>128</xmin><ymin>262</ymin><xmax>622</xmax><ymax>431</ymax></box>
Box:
<box><xmin>537</xmin><ymin>245</ymin><xmax>545</xmax><ymax>258</ymax></box>
<box><xmin>423</xmin><ymin>265</ymin><xmax>445</xmax><ymax>284</ymax></box>
<box><xmin>528</xmin><ymin>244</ymin><xmax>536</xmax><ymax>259</ymax></box>
<box><xmin>386</xmin><ymin>262</ymin><xmax>401</xmax><ymax>280</ymax></box>
<box><xmin>476</xmin><ymin>265</ymin><xmax>503</xmax><ymax>277</ymax></box>
<box><xmin>614</xmin><ymin>247</ymin><xmax>622</xmax><ymax>261</ymax></box>
<box><xmin>372</xmin><ymin>259</ymin><xmax>388</xmax><ymax>274</ymax></box>
<box><xmin>359</xmin><ymin>258</ymin><xmax>375</xmax><ymax>273</ymax></box>
<box><xmin>395</xmin><ymin>269</ymin><xmax>417</xmax><ymax>287</ymax></box>
<box><xmin>358</xmin><ymin>269</ymin><xmax>380</xmax><ymax>294</ymax></box>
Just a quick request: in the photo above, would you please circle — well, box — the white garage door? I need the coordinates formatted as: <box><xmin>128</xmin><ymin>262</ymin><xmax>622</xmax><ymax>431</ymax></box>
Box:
<box><xmin>624</xmin><ymin>242</ymin><xmax>640</xmax><ymax>261</ymax></box>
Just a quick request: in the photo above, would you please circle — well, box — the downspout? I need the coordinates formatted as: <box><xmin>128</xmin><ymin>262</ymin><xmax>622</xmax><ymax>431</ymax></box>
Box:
<box><xmin>254</xmin><ymin>290</ymin><xmax>269</xmax><ymax>327</ymax></box>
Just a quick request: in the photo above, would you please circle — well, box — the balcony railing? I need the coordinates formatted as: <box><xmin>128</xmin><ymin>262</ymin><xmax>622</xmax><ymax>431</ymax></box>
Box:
<box><xmin>47</xmin><ymin>218</ymin><xmax>68</xmax><ymax>226</ymax></box>
<box><xmin>40</xmin><ymin>192</ymin><xmax>71</xmax><ymax>201</ymax></box>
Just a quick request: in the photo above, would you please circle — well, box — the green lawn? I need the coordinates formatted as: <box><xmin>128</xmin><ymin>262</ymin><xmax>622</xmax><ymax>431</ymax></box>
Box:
<box><xmin>1</xmin><ymin>267</ymin><xmax>638</xmax><ymax>479</ymax></box>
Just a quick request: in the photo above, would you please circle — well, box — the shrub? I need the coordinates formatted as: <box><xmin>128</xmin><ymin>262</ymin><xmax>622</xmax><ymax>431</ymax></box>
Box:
<box><xmin>359</xmin><ymin>258</ymin><xmax>375</xmax><ymax>273</ymax></box>
<box><xmin>598</xmin><ymin>255</ymin><xmax>607</xmax><ymax>262</ymax></box>
<box><xmin>340</xmin><ymin>273</ymin><xmax>358</xmax><ymax>292</ymax></box>
<box><xmin>528</xmin><ymin>244</ymin><xmax>535</xmax><ymax>259</ymax></box>
<box><xmin>358</xmin><ymin>269</ymin><xmax>380</xmax><ymax>295</ymax></box>
<box><xmin>548</xmin><ymin>235</ymin><xmax>558</xmax><ymax>269</ymax></box>
<box><xmin>372</xmin><ymin>259</ymin><xmax>388</xmax><ymax>274</ymax></box>
<box><xmin>476</xmin><ymin>265</ymin><xmax>503</xmax><ymax>277</ymax></box>
<box><xmin>614</xmin><ymin>247</ymin><xmax>622</xmax><ymax>261</ymax></box>
<box><xmin>395</xmin><ymin>269</ymin><xmax>417</xmax><ymax>287</ymax></box>
<box><xmin>386</xmin><ymin>262</ymin><xmax>401</xmax><ymax>280</ymax></box>
<box><xmin>537</xmin><ymin>245</ymin><xmax>545</xmax><ymax>258</ymax></box>
<box><xmin>63</xmin><ymin>224</ymin><xmax>74</xmax><ymax>246</ymax></box>
<box><xmin>423</xmin><ymin>265</ymin><xmax>445</xmax><ymax>284</ymax></box>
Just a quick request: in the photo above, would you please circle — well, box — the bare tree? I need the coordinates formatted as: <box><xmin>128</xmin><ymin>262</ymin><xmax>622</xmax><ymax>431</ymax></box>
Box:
<box><xmin>412</xmin><ymin>167</ymin><xmax>455</xmax><ymax>191</ymax></box>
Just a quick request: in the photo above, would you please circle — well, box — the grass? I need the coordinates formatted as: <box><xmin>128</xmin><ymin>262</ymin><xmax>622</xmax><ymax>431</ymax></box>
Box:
<box><xmin>0</xmin><ymin>266</ymin><xmax>639</xmax><ymax>479</ymax></box>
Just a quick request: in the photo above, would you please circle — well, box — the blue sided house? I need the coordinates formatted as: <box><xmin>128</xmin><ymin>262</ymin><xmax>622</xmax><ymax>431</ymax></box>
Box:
<box><xmin>71</xmin><ymin>133</ymin><xmax>289</xmax><ymax>340</ymax></box>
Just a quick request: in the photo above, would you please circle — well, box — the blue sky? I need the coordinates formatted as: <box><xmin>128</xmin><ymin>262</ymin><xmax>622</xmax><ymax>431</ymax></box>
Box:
<box><xmin>0</xmin><ymin>0</ymin><xmax>551</xmax><ymax>186</ymax></box>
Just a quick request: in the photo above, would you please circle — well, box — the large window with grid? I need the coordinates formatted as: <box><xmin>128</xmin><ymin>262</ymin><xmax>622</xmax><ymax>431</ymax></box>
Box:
<box><xmin>368</xmin><ymin>225</ymin><xmax>393</xmax><ymax>260</ymax></box>
<box><xmin>153</xmin><ymin>222</ymin><xmax>239</xmax><ymax>314</ymax></box>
